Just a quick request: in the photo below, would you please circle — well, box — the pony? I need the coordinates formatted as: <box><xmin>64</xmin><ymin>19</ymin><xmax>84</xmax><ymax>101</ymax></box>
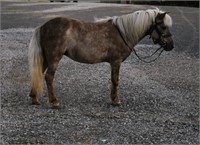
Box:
<box><xmin>28</xmin><ymin>8</ymin><xmax>174</xmax><ymax>108</ymax></box>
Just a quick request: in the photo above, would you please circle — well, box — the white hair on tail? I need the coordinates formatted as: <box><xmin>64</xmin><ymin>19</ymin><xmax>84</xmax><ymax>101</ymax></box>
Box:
<box><xmin>95</xmin><ymin>8</ymin><xmax>172</xmax><ymax>48</ymax></box>
<box><xmin>28</xmin><ymin>27</ymin><xmax>44</xmax><ymax>94</ymax></box>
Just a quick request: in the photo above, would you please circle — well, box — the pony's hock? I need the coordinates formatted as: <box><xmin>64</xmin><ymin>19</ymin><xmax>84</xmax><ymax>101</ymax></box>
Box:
<box><xmin>28</xmin><ymin>8</ymin><xmax>174</xmax><ymax>108</ymax></box>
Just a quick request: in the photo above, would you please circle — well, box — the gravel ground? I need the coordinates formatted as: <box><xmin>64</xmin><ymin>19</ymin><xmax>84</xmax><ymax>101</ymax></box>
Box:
<box><xmin>0</xmin><ymin>2</ymin><xmax>199</xmax><ymax>145</ymax></box>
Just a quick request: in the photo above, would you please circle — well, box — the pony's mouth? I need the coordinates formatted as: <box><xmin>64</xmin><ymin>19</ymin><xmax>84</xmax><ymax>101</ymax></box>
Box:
<box><xmin>163</xmin><ymin>43</ymin><xmax>174</xmax><ymax>51</ymax></box>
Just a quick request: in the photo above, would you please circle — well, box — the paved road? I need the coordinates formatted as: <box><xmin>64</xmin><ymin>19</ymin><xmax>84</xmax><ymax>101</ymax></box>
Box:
<box><xmin>1</xmin><ymin>1</ymin><xmax>199</xmax><ymax>144</ymax></box>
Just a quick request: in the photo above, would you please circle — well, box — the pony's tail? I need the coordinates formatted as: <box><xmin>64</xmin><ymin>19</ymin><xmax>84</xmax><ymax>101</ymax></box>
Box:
<box><xmin>28</xmin><ymin>27</ymin><xmax>44</xmax><ymax>94</ymax></box>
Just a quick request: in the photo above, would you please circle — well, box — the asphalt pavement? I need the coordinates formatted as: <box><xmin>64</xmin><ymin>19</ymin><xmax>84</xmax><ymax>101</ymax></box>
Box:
<box><xmin>1</xmin><ymin>1</ymin><xmax>199</xmax><ymax>144</ymax></box>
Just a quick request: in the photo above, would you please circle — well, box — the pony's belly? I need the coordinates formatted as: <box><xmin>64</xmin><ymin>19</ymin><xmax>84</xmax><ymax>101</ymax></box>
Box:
<box><xmin>65</xmin><ymin>48</ymin><xmax>108</xmax><ymax>64</ymax></box>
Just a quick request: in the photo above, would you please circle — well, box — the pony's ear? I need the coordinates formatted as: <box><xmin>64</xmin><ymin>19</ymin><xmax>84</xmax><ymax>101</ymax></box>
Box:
<box><xmin>155</xmin><ymin>12</ymin><xmax>167</xmax><ymax>22</ymax></box>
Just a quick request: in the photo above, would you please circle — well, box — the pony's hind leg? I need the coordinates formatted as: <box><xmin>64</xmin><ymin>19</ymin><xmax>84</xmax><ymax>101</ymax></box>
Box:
<box><xmin>45</xmin><ymin>60</ymin><xmax>61</xmax><ymax>109</ymax></box>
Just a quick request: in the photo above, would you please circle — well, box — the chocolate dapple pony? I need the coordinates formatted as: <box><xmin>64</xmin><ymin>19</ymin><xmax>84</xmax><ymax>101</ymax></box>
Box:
<box><xmin>28</xmin><ymin>8</ymin><xmax>174</xmax><ymax>108</ymax></box>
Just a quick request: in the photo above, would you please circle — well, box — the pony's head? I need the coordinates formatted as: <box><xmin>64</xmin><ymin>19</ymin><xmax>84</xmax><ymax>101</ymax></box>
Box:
<box><xmin>148</xmin><ymin>12</ymin><xmax>174</xmax><ymax>51</ymax></box>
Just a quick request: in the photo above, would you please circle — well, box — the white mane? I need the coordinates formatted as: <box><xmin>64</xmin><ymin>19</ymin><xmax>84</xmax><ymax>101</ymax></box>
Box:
<box><xmin>95</xmin><ymin>8</ymin><xmax>172</xmax><ymax>48</ymax></box>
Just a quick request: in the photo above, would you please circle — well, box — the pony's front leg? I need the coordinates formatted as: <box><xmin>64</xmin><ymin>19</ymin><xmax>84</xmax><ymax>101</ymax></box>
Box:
<box><xmin>110</xmin><ymin>61</ymin><xmax>121</xmax><ymax>106</ymax></box>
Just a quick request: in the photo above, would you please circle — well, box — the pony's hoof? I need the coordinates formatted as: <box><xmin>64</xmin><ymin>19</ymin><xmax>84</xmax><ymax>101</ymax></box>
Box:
<box><xmin>32</xmin><ymin>101</ymin><xmax>41</xmax><ymax>105</ymax></box>
<box><xmin>51</xmin><ymin>101</ymin><xmax>60</xmax><ymax>109</ymax></box>
<box><xmin>111</xmin><ymin>100</ymin><xmax>121</xmax><ymax>106</ymax></box>
<box><xmin>52</xmin><ymin>105</ymin><xmax>61</xmax><ymax>109</ymax></box>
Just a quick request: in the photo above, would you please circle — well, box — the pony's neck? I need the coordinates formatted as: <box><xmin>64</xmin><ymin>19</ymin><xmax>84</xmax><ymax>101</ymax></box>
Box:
<box><xmin>113</xmin><ymin>12</ymin><xmax>153</xmax><ymax>48</ymax></box>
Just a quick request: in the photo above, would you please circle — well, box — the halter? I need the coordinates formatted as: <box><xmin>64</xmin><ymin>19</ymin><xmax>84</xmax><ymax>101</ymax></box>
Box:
<box><xmin>148</xmin><ymin>21</ymin><xmax>172</xmax><ymax>47</ymax></box>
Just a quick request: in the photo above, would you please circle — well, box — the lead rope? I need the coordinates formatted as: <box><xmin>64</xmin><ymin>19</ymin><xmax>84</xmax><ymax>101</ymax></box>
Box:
<box><xmin>132</xmin><ymin>46</ymin><xmax>164</xmax><ymax>63</ymax></box>
<box><xmin>124</xmin><ymin>38</ymin><xmax>165</xmax><ymax>63</ymax></box>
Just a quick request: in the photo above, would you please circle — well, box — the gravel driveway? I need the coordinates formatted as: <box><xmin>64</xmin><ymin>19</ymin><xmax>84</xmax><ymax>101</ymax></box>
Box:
<box><xmin>1</xmin><ymin>2</ymin><xmax>199</xmax><ymax>144</ymax></box>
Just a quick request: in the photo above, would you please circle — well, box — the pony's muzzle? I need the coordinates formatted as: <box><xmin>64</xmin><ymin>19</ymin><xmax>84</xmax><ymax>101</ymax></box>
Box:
<box><xmin>163</xmin><ymin>42</ymin><xmax>174</xmax><ymax>51</ymax></box>
<box><xmin>162</xmin><ymin>36</ymin><xmax>174</xmax><ymax>51</ymax></box>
